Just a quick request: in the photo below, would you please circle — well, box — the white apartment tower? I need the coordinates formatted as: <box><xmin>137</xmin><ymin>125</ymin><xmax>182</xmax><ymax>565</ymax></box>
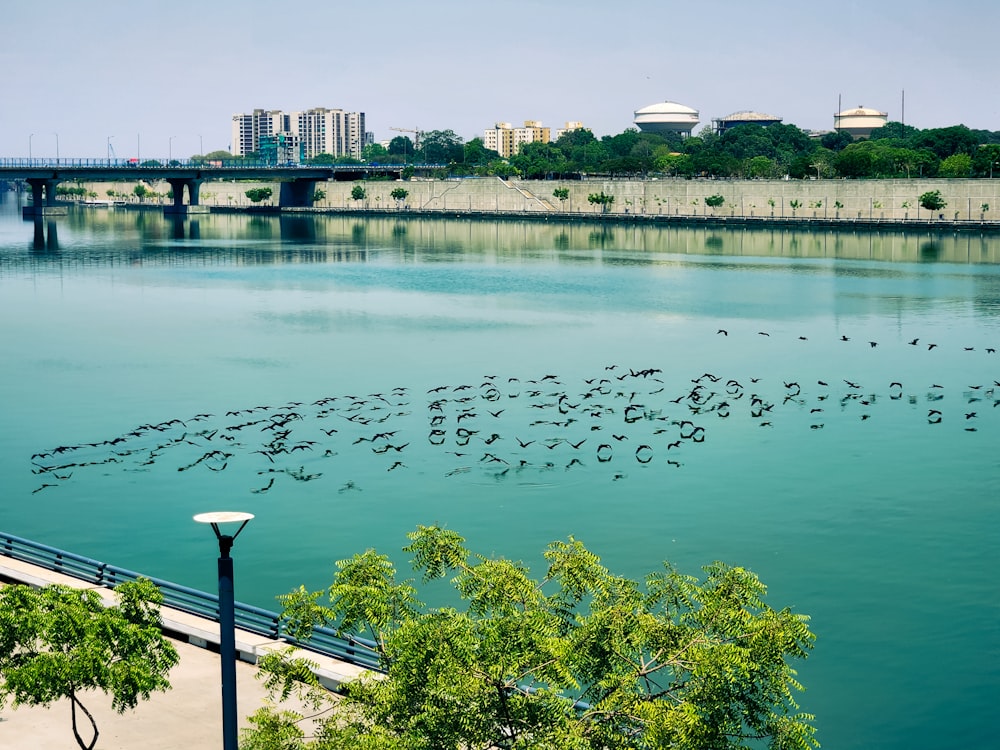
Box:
<box><xmin>231</xmin><ymin>107</ymin><xmax>366</xmax><ymax>161</ymax></box>
<box><xmin>231</xmin><ymin>110</ymin><xmax>288</xmax><ymax>157</ymax></box>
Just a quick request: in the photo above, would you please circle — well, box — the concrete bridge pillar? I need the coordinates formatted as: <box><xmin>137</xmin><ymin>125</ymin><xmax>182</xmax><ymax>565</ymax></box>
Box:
<box><xmin>164</xmin><ymin>178</ymin><xmax>208</xmax><ymax>215</ymax></box>
<box><xmin>23</xmin><ymin>178</ymin><xmax>67</xmax><ymax>217</ymax></box>
<box><xmin>279</xmin><ymin>179</ymin><xmax>318</xmax><ymax>208</ymax></box>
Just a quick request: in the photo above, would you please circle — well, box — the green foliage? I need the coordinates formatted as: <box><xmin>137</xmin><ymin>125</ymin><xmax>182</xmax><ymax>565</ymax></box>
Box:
<box><xmin>388</xmin><ymin>136</ymin><xmax>414</xmax><ymax>157</ymax></box>
<box><xmin>246</xmin><ymin>526</ymin><xmax>817</xmax><ymax>750</ymax></box>
<box><xmin>789</xmin><ymin>199</ymin><xmax>802</xmax><ymax>211</ymax></box>
<box><xmin>245</xmin><ymin>187</ymin><xmax>273</xmax><ymax>203</ymax></box>
<box><xmin>937</xmin><ymin>153</ymin><xmax>972</xmax><ymax>178</ymax></box>
<box><xmin>704</xmin><ymin>194</ymin><xmax>725</xmax><ymax>208</ymax></box>
<box><xmin>919</xmin><ymin>190</ymin><xmax>947</xmax><ymax>211</ymax></box>
<box><xmin>306</xmin><ymin>153</ymin><xmax>336</xmax><ymax>165</ymax></box>
<box><xmin>0</xmin><ymin>579</ymin><xmax>178</xmax><ymax>750</ymax></box>
<box><xmin>56</xmin><ymin>184</ymin><xmax>88</xmax><ymax>198</ymax></box>
<box><xmin>350</xmin><ymin>185</ymin><xmax>367</xmax><ymax>201</ymax></box>
<box><xmin>362</xmin><ymin>143</ymin><xmax>389</xmax><ymax>162</ymax></box>
<box><xmin>133</xmin><ymin>184</ymin><xmax>148</xmax><ymax>199</ymax></box>
<box><xmin>552</xmin><ymin>187</ymin><xmax>570</xmax><ymax>201</ymax></box>
<box><xmin>421</xmin><ymin>129</ymin><xmax>464</xmax><ymax>164</ymax></box>
<box><xmin>389</xmin><ymin>187</ymin><xmax>409</xmax><ymax>204</ymax></box>
<box><xmin>587</xmin><ymin>191</ymin><xmax>615</xmax><ymax>212</ymax></box>
<box><xmin>312</xmin><ymin>188</ymin><xmax>326</xmax><ymax>203</ymax></box>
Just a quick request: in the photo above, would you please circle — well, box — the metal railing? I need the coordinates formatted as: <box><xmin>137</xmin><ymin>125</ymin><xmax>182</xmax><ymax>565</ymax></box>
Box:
<box><xmin>0</xmin><ymin>530</ymin><xmax>381</xmax><ymax>671</ymax></box>
<box><xmin>0</xmin><ymin>158</ymin><xmax>448</xmax><ymax>170</ymax></box>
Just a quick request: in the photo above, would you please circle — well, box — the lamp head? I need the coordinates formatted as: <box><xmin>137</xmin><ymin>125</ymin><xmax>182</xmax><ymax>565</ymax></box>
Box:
<box><xmin>194</xmin><ymin>511</ymin><xmax>254</xmax><ymax>555</ymax></box>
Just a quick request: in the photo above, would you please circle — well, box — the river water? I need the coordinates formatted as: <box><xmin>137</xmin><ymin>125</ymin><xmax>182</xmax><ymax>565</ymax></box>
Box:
<box><xmin>1</xmin><ymin>197</ymin><xmax>998</xmax><ymax>749</ymax></box>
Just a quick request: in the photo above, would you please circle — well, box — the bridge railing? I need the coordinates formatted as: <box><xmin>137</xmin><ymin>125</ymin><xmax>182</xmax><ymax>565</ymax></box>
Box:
<box><xmin>0</xmin><ymin>159</ymin><xmax>447</xmax><ymax>171</ymax></box>
<box><xmin>0</xmin><ymin>530</ymin><xmax>382</xmax><ymax>671</ymax></box>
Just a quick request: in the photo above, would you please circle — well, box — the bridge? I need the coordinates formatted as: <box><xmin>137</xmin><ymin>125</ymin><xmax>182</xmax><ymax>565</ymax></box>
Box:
<box><xmin>0</xmin><ymin>159</ymin><xmax>444</xmax><ymax>215</ymax></box>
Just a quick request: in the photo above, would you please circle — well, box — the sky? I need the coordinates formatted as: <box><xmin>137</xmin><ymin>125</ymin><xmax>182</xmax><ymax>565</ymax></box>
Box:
<box><xmin>2</xmin><ymin>0</ymin><xmax>999</xmax><ymax>159</ymax></box>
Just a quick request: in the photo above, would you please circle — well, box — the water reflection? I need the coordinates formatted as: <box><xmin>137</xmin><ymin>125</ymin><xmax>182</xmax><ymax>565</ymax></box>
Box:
<box><xmin>31</xmin><ymin>219</ymin><xmax>59</xmax><ymax>253</ymax></box>
<box><xmin>3</xmin><ymin>206</ymin><xmax>1000</xmax><ymax>274</ymax></box>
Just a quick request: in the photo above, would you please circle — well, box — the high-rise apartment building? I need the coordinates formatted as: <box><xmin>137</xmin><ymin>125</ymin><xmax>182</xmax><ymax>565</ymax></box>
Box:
<box><xmin>231</xmin><ymin>110</ymin><xmax>288</xmax><ymax>157</ymax></box>
<box><xmin>231</xmin><ymin>107</ymin><xmax>366</xmax><ymax>161</ymax></box>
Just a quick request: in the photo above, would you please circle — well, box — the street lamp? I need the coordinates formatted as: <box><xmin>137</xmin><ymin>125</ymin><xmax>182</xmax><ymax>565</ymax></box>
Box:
<box><xmin>193</xmin><ymin>510</ymin><xmax>254</xmax><ymax>750</ymax></box>
<box><xmin>107</xmin><ymin>135</ymin><xmax>114</xmax><ymax>164</ymax></box>
<box><xmin>169</xmin><ymin>135</ymin><xmax>176</xmax><ymax>163</ymax></box>
<box><xmin>28</xmin><ymin>133</ymin><xmax>34</xmax><ymax>162</ymax></box>
<box><xmin>53</xmin><ymin>132</ymin><xmax>59</xmax><ymax>165</ymax></box>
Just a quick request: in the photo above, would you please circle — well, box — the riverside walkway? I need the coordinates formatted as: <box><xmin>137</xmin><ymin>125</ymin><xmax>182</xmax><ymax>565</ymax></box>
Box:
<box><xmin>0</xmin><ymin>540</ymin><xmax>376</xmax><ymax>749</ymax></box>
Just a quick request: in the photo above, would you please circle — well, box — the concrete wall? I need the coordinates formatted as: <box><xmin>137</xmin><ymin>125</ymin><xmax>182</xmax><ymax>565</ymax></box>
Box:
<box><xmin>74</xmin><ymin>177</ymin><xmax>1000</xmax><ymax>222</ymax></box>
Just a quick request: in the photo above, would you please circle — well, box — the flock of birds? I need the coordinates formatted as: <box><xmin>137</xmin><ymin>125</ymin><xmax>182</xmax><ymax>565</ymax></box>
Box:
<box><xmin>29</xmin><ymin>327</ymin><xmax>1000</xmax><ymax>496</ymax></box>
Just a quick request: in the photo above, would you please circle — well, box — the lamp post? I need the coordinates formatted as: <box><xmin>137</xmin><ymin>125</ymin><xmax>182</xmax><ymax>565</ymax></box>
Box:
<box><xmin>53</xmin><ymin>132</ymin><xmax>59</xmax><ymax>165</ymax></box>
<box><xmin>169</xmin><ymin>135</ymin><xmax>176</xmax><ymax>163</ymax></box>
<box><xmin>28</xmin><ymin>133</ymin><xmax>34</xmax><ymax>162</ymax></box>
<box><xmin>193</xmin><ymin>511</ymin><xmax>254</xmax><ymax>750</ymax></box>
<box><xmin>107</xmin><ymin>135</ymin><xmax>114</xmax><ymax>164</ymax></box>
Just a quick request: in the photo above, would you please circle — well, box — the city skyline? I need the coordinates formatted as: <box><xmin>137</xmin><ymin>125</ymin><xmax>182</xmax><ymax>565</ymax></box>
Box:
<box><xmin>3</xmin><ymin>0</ymin><xmax>998</xmax><ymax>159</ymax></box>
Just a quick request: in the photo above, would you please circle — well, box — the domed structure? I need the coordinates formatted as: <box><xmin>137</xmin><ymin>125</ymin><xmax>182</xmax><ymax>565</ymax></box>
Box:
<box><xmin>712</xmin><ymin>110</ymin><xmax>783</xmax><ymax>135</ymax></box>
<box><xmin>634</xmin><ymin>101</ymin><xmax>700</xmax><ymax>136</ymax></box>
<box><xmin>834</xmin><ymin>106</ymin><xmax>888</xmax><ymax>139</ymax></box>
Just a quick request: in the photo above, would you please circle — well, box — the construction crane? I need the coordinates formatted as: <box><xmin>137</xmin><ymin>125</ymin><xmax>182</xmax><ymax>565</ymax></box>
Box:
<box><xmin>389</xmin><ymin>127</ymin><xmax>423</xmax><ymax>149</ymax></box>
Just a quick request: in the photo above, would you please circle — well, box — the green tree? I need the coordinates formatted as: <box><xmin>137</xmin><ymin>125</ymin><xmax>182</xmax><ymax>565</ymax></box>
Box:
<box><xmin>705</xmin><ymin>194</ymin><xmax>726</xmax><ymax>209</ymax></box>
<box><xmin>0</xmin><ymin>579</ymin><xmax>179</xmax><ymax>750</ymax></box>
<box><xmin>244</xmin><ymin>526</ymin><xmax>816</xmax><ymax>750</ymax></box>
<box><xmin>362</xmin><ymin>143</ymin><xmax>389</xmax><ymax>162</ymax></box>
<box><xmin>919</xmin><ymin>190</ymin><xmax>946</xmax><ymax>212</ymax></box>
<box><xmin>587</xmin><ymin>191</ymin><xmax>615</xmax><ymax>213</ymax></box>
<box><xmin>463</xmin><ymin>137</ymin><xmax>502</xmax><ymax>168</ymax></box>
<box><xmin>245</xmin><ymin>187</ymin><xmax>273</xmax><ymax>203</ymax></box>
<box><xmin>421</xmin><ymin>129</ymin><xmax>464</xmax><ymax>164</ymax></box>
<box><xmin>133</xmin><ymin>184</ymin><xmax>149</xmax><ymax>200</ymax></box>
<box><xmin>312</xmin><ymin>188</ymin><xmax>326</xmax><ymax>203</ymax></box>
<box><xmin>388</xmin><ymin>136</ymin><xmax>414</xmax><ymax>159</ymax></box>
<box><xmin>351</xmin><ymin>184</ymin><xmax>367</xmax><ymax>202</ymax></box>
<box><xmin>552</xmin><ymin>187</ymin><xmax>570</xmax><ymax>205</ymax></box>
<box><xmin>305</xmin><ymin>153</ymin><xmax>336</xmax><ymax>165</ymax></box>
<box><xmin>937</xmin><ymin>153</ymin><xmax>972</xmax><ymax>177</ymax></box>
<box><xmin>390</xmin><ymin>187</ymin><xmax>409</xmax><ymax>208</ymax></box>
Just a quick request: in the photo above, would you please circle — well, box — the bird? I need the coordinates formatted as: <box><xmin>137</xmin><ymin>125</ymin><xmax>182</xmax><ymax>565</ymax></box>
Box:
<box><xmin>908</xmin><ymin>338</ymin><xmax>919</xmax><ymax>346</ymax></box>
<box><xmin>717</xmin><ymin>329</ymin><xmax>728</xmax><ymax>335</ymax></box>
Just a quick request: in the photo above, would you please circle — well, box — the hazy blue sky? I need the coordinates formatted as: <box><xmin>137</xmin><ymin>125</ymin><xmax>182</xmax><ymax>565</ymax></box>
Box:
<box><xmin>3</xmin><ymin>0</ymin><xmax>998</xmax><ymax>159</ymax></box>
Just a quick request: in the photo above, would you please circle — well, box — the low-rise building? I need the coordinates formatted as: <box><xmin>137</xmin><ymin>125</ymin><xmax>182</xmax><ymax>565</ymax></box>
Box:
<box><xmin>484</xmin><ymin>120</ymin><xmax>553</xmax><ymax>158</ymax></box>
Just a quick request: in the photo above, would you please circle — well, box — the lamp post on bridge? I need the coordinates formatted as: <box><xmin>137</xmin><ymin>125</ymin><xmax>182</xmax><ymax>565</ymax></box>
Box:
<box><xmin>169</xmin><ymin>135</ymin><xmax>176</xmax><ymax>164</ymax></box>
<box><xmin>53</xmin><ymin>132</ymin><xmax>59</xmax><ymax>165</ymax></box>
<box><xmin>193</xmin><ymin>511</ymin><xmax>254</xmax><ymax>750</ymax></box>
<box><xmin>107</xmin><ymin>135</ymin><xmax>114</xmax><ymax>165</ymax></box>
<box><xmin>28</xmin><ymin>133</ymin><xmax>33</xmax><ymax>163</ymax></box>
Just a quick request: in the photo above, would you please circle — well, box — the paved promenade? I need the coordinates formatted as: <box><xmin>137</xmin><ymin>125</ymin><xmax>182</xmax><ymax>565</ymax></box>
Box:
<box><xmin>0</xmin><ymin>556</ymin><xmax>369</xmax><ymax>749</ymax></box>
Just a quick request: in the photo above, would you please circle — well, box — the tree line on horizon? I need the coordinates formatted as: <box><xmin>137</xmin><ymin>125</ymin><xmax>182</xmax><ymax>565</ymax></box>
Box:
<box><xmin>195</xmin><ymin>121</ymin><xmax>1000</xmax><ymax>181</ymax></box>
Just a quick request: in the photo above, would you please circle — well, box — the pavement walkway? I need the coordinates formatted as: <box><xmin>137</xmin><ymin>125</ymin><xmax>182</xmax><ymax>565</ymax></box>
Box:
<box><xmin>0</xmin><ymin>556</ymin><xmax>370</xmax><ymax>749</ymax></box>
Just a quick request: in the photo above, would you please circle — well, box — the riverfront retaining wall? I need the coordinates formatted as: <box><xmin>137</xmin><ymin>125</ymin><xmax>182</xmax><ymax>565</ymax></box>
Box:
<box><xmin>73</xmin><ymin>177</ymin><xmax>1000</xmax><ymax>223</ymax></box>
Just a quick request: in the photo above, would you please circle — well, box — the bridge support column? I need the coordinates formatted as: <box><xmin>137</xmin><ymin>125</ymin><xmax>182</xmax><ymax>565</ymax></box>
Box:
<box><xmin>23</xmin><ymin>178</ymin><xmax>68</xmax><ymax>217</ymax></box>
<box><xmin>164</xmin><ymin>178</ymin><xmax>209</xmax><ymax>215</ymax></box>
<box><xmin>279</xmin><ymin>179</ymin><xmax>318</xmax><ymax>208</ymax></box>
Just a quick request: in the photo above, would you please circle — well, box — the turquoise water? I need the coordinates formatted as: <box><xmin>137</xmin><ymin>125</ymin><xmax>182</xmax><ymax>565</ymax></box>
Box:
<box><xmin>2</xmin><ymin>199</ymin><xmax>999</xmax><ymax>749</ymax></box>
